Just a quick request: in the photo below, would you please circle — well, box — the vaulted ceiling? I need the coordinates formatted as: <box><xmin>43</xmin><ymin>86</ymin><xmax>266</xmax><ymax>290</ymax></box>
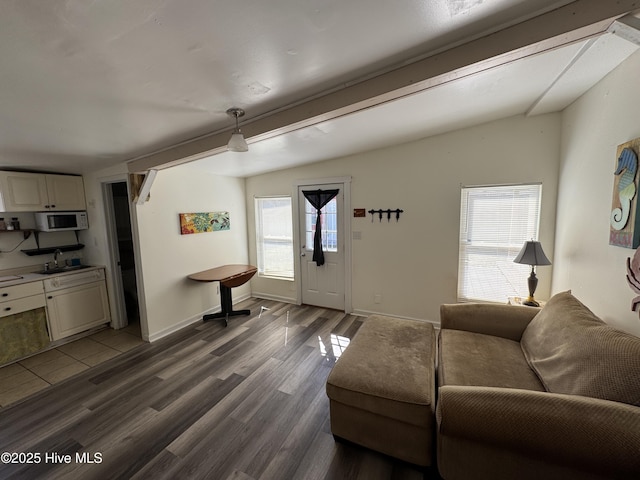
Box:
<box><xmin>0</xmin><ymin>1</ymin><xmax>638</xmax><ymax>177</ymax></box>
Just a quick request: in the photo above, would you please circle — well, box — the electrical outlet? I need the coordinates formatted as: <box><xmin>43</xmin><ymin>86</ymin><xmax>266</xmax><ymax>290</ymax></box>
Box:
<box><xmin>217</xmin><ymin>285</ymin><xmax>219</xmax><ymax>295</ymax></box>
<box><xmin>374</xmin><ymin>294</ymin><xmax>382</xmax><ymax>304</ymax></box>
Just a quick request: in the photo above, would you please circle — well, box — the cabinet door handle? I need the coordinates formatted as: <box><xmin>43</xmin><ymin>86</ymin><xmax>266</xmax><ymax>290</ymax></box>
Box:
<box><xmin>50</xmin><ymin>205</ymin><xmax>56</xmax><ymax>208</ymax></box>
<box><xmin>47</xmin><ymin>296</ymin><xmax>53</xmax><ymax>299</ymax></box>
<box><xmin>4</xmin><ymin>307</ymin><xmax>10</xmax><ymax>311</ymax></box>
<box><xmin>1</xmin><ymin>293</ymin><xmax>8</xmax><ymax>297</ymax></box>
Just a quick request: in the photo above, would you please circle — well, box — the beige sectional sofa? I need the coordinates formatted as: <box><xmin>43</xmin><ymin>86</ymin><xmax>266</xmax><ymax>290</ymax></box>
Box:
<box><xmin>438</xmin><ymin>291</ymin><xmax>640</xmax><ymax>479</ymax></box>
<box><xmin>326</xmin><ymin>291</ymin><xmax>640</xmax><ymax>479</ymax></box>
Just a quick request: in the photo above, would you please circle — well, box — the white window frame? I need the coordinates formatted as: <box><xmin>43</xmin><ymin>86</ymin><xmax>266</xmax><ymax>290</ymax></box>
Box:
<box><xmin>255</xmin><ymin>196</ymin><xmax>294</xmax><ymax>280</ymax></box>
<box><xmin>458</xmin><ymin>183</ymin><xmax>542</xmax><ymax>303</ymax></box>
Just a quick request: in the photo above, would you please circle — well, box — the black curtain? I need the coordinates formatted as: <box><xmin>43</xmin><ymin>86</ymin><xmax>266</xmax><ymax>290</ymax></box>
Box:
<box><xmin>302</xmin><ymin>189</ymin><xmax>339</xmax><ymax>266</ymax></box>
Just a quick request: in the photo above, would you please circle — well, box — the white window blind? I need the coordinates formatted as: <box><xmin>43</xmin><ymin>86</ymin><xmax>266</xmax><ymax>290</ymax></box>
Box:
<box><xmin>458</xmin><ymin>183</ymin><xmax>542</xmax><ymax>303</ymax></box>
<box><xmin>255</xmin><ymin>196</ymin><xmax>294</xmax><ymax>280</ymax></box>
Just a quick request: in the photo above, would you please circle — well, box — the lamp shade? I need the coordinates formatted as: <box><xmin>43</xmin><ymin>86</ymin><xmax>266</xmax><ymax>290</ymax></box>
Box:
<box><xmin>513</xmin><ymin>241</ymin><xmax>551</xmax><ymax>266</ymax></box>
<box><xmin>227</xmin><ymin>132</ymin><xmax>248</xmax><ymax>152</ymax></box>
<box><xmin>226</xmin><ymin>107</ymin><xmax>249</xmax><ymax>152</ymax></box>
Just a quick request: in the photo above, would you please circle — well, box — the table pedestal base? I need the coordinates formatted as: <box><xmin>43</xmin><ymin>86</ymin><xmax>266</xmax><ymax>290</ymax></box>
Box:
<box><xmin>202</xmin><ymin>285</ymin><xmax>251</xmax><ymax>326</ymax></box>
<box><xmin>188</xmin><ymin>265</ymin><xmax>257</xmax><ymax>328</ymax></box>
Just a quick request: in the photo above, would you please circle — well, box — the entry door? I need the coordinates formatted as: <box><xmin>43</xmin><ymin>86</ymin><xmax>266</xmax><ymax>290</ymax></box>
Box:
<box><xmin>298</xmin><ymin>184</ymin><xmax>345</xmax><ymax>310</ymax></box>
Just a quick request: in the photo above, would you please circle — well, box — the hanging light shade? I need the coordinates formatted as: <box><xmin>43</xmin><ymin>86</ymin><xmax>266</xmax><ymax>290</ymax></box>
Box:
<box><xmin>226</xmin><ymin>107</ymin><xmax>248</xmax><ymax>152</ymax></box>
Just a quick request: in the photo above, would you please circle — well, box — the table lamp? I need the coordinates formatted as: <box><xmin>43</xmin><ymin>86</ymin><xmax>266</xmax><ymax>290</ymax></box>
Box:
<box><xmin>513</xmin><ymin>240</ymin><xmax>551</xmax><ymax>307</ymax></box>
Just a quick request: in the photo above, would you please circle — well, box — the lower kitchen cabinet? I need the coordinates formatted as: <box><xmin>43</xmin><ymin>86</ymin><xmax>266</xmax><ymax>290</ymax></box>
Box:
<box><xmin>0</xmin><ymin>281</ymin><xmax>49</xmax><ymax>365</ymax></box>
<box><xmin>45</xmin><ymin>276</ymin><xmax>110</xmax><ymax>341</ymax></box>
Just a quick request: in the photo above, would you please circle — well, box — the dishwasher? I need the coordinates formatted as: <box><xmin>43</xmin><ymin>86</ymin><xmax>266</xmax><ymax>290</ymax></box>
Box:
<box><xmin>44</xmin><ymin>268</ymin><xmax>111</xmax><ymax>341</ymax></box>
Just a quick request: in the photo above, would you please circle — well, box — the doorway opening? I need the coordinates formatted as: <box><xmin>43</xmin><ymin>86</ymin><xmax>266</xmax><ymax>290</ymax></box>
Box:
<box><xmin>105</xmin><ymin>181</ymin><xmax>141</xmax><ymax>337</ymax></box>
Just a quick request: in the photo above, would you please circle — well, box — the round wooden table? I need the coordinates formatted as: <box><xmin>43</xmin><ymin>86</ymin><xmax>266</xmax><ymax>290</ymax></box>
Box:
<box><xmin>188</xmin><ymin>264</ymin><xmax>257</xmax><ymax>326</ymax></box>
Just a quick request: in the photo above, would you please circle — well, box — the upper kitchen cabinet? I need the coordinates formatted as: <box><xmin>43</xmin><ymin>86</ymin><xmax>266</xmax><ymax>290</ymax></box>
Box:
<box><xmin>44</xmin><ymin>174</ymin><xmax>86</xmax><ymax>211</ymax></box>
<box><xmin>0</xmin><ymin>171</ymin><xmax>48</xmax><ymax>211</ymax></box>
<box><xmin>0</xmin><ymin>171</ymin><xmax>86</xmax><ymax>212</ymax></box>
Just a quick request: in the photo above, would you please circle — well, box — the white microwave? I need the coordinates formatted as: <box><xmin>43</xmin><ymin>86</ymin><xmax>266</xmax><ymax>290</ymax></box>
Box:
<box><xmin>35</xmin><ymin>211</ymin><xmax>89</xmax><ymax>232</ymax></box>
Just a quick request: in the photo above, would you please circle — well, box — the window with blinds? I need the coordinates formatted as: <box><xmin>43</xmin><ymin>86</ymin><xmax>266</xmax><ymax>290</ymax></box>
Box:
<box><xmin>255</xmin><ymin>196</ymin><xmax>294</xmax><ymax>280</ymax></box>
<box><xmin>458</xmin><ymin>183</ymin><xmax>542</xmax><ymax>303</ymax></box>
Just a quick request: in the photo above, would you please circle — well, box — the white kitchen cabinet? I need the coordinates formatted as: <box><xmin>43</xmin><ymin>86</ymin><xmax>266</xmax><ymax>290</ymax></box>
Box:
<box><xmin>45</xmin><ymin>270</ymin><xmax>110</xmax><ymax>341</ymax></box>
<box><xmin>0</xmin><ymin>281</ymin><xmax>45</xmax><ymax>318</ymax></box>
<box><xmin>0</xmin><ymin>290</ymin><xmax>45</xmax><ymax>318</ymax></box>
<box><xmin>0</xmin><ymin>171</ymin><xmax>48</xmax><ymax>212</ymax></box>
<box><xmin>45</xmin><ymin>174</ymin><xmax>86</xmax><ymax>211</ymax></box>
<box><xmin>0</xmin><ymin>171</ymin><xmax>86</xmax><ymax>212</ymax></box>
<box><xmin>0</xmin><ymin>280</ymin><xmax>43</xmax><ymax>302</ymax></box>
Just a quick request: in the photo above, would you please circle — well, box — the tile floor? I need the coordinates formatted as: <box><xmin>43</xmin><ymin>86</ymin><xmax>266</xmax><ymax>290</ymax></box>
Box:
<box><xmin>0</xmin><ymin>322</ymin><xmax>144</xmax><ymax>409</ymax></box>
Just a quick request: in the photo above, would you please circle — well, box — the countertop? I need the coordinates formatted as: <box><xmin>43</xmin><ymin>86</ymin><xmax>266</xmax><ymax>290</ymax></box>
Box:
<box><xmin>0</xmin><ymin>265</ymin><xmax>105</xmax><ymax>288</ymax></box>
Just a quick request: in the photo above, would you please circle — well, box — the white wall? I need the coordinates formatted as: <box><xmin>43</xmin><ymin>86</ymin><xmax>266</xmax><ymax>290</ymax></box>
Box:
<box><xmin>68</xmin><ymin>162</ymin><xmax>250</xmax><ymax>342</ymax></box>
<box><xmin>82</xmin><ymin>163</ymin><xmax>129</xmax><ymax>267</ymax></box>
<box><xmin>134</xmin><ymin>167</ymin><xmax>248</xmax><ymax>340</ymax></box>
<box><xmin>554</xmin><ymin>49</ymin><xmax>640</xmax><ymax>336</ymax></box>
<box><xmin>0</xmin><ymin>216</ymin><xmax>83</xmax><ymax>271</ymax></box>
<box><xmin>81</xmin><ymin>163</ymin><xmax>130</xmax><ymax>334</ymax></box>
<box><xmin>246</xmin><ymin>113</ymin><xmax>561</xmax><ymax>324</ymax></box>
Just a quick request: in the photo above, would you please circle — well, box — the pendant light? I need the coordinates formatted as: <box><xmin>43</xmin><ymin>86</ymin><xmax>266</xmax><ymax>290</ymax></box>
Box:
<box><xmin>226</xmin><ymin>107</ymin><xmax>248</xmax><ymax>152</ymax></box>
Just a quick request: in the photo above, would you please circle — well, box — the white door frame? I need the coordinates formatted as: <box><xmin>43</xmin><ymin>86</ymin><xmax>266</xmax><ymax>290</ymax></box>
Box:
<box><xmin>293</xmin><ymin>176</ymin><xmax>352</xmax><ymax>313</ymax></box>
<box><xmin>101</xmin><ymin>179</ymin><xmax>128</xmax><ymax>330</ymax></box>
<box><xmin>100</xmin><ymin>175</ymin><xmax>148</xmax><ymax>340</ymax></box>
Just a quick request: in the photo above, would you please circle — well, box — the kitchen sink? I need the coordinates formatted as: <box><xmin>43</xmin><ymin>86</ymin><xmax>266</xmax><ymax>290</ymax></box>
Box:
<box><xmin>37</xmin><ymin>265</ymin><xmax>92</xmax><ymax>275</ymax></box>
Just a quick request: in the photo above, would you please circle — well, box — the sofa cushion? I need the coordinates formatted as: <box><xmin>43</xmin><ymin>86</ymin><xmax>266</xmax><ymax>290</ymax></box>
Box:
<box><xmin>521</xmin><ymin>291</ymin><xmax>640</xmax><ymax>407</ymax></box>
<box><xmin>439</xmin><ymin>329</ymin><xmax>545</xmax><ymax>391</ymax></box>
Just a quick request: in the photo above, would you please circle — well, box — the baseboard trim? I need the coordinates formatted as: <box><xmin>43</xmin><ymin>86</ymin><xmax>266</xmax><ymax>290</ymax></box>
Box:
<box><xmin>352</xmin><ymin>309</ymin><xmax>440</xmax><ymax>329</ymax></box>
<box><xmin>147</xmin><ymin>293</ymin><xmax>252</xmax><ymax>342</ymax></box>
<box><xmin>250</xmin><ymin>292</ymin><xmax>297</xmax><ymax>304</ymax></box>
<box><xmin>147</xmin><ymin>299</ymin><xmax>439</xmax><ymax>342</ymax></box>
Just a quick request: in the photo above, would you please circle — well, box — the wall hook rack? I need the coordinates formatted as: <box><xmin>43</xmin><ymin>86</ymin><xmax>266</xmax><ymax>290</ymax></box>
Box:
<box><xmin>367</xmin><ymin>209</ymin><xmax>404</xmax><ymax>222</ymax></box>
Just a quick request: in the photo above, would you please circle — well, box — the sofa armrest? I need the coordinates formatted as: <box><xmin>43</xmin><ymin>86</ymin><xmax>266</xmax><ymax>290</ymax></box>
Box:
<box><xmin>439</xmin><ymin>303</ymin><xmax>538</xmax><ymax>341</ymax></box>
<box><xmin>436</xmin><ymin>385</ymin><xmax>640</xmax><ymax>477</ymax></box>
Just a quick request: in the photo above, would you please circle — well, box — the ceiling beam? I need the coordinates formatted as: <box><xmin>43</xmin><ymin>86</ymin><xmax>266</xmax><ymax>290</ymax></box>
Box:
<box><xmin>127</xmin><ymin>0</ymin><xmax>640</xmax><ymax>173</ymax></box>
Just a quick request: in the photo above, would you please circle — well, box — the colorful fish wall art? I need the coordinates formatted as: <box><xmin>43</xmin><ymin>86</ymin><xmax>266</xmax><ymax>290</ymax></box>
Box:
<box><xmin>610</xmin><ymin>139</ymin><xmax>640</xmax><ymax>249</ymax></box>
<box><xmin>179</xmin><ymin>212</ymin><xmax>230</xmax><ymax>235</ymax></box>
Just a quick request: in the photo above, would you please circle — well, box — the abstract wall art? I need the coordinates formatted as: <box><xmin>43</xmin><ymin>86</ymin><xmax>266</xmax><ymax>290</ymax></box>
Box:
<box><xmin>610</xmin><ymin>138</ymin><xmax>640</xmax><ymax>248</ymax></box>
<box><xmin>179</xmin><ymin>211</ymin><xmax>230</xmax><ymax>235</ymax></box>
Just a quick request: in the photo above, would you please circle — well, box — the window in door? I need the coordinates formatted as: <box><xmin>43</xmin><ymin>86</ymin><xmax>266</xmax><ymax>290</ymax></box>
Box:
<box><xmin>255</xmin><ymin>196</ymin><xmax>294</xmax><ymax>280</ymax></box>
<box><xmin>458</xmin><ymin>183</ymin><xmax>542</xmax><ymax>303</ymax></box>
<box><xmin>304</xmin><ymin>197</ymin><xmax>338</xmax><ymax>252</ymax></box>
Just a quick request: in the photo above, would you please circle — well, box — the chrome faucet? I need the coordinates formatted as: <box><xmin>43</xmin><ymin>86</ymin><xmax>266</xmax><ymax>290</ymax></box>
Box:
<box><xmin>53</xmin><ymin>248</ymin><xmax>62</xmax><ymax>268</ymax></box>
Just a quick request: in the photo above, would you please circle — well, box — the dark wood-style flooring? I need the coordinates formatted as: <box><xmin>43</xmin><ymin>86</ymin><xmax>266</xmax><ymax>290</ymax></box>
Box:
<box><xmin>0</xmin><ymin>298</ymin><xmax>425</xmax><ymax>479</ymax></box>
